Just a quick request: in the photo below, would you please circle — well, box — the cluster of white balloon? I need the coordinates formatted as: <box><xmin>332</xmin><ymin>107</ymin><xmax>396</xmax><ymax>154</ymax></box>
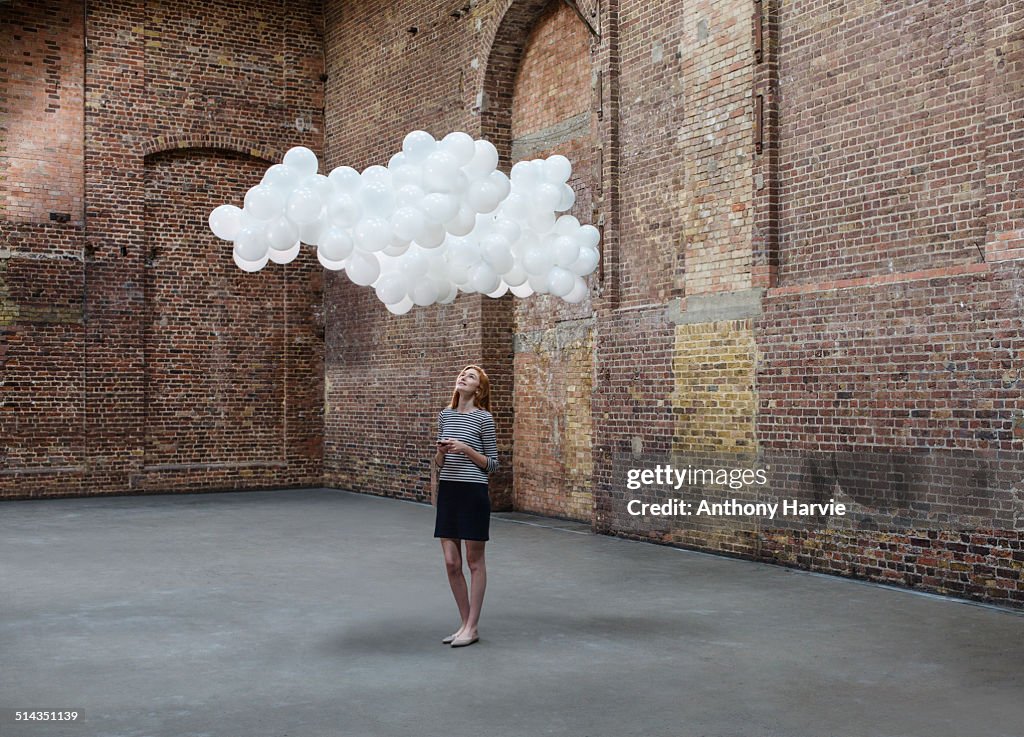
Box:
<box><xmin>208</xmin><ymin>131</ymin><xmax>600</xmax><ymax>314</ymax></box>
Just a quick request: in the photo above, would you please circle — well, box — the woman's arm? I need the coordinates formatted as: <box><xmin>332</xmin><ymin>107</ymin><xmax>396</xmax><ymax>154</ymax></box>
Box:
<box><xmin>481</xmin><ymin>414</ymin><xmax>498</xmax><ymax>473</ymax></box>
<box><xmin>434</xmin><ymin>412</ymin><xmax>446</xmax><ymax>468</ymax></box>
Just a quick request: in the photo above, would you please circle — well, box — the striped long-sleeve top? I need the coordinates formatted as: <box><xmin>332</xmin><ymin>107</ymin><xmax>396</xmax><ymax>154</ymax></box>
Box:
<box><xmin>437</xmin><ymin>407</ymin><xmax>499</xmax><ymax>484</ymax></box>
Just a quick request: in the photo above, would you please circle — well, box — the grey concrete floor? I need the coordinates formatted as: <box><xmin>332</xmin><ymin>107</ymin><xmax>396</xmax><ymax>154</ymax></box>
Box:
<box><xmin>1</xmin><ymin>488</ymin><xmax>1022</xmax><ymax>737</ymax></box>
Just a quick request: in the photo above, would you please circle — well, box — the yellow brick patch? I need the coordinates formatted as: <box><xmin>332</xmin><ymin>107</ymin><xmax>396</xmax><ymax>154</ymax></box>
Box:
<box><xmin>672</xmin><ymin>319</ymin><xmax>757</xmax><ymax>460</ymax></box>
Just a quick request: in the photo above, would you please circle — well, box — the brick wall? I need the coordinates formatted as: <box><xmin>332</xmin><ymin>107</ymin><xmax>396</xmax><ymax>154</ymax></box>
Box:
<box><xmin>1</xmin><ymin>0</ymin><xmax>324</xmax><ymax>498</ymax></box>
<box><xmin>776</xmin><ymin>0</ymin><xmax>989</xmax><ymax>285</ymax></box>
<box><xmin>4</xmin><ymin>0</ymin><xmax>1021</xmax><ymax>607</ymax></box>
<box><xmin>0</xmin><ymin>0</ymin><xmax>84</xmax><ymax>225</ymax></box>
<box><xmin>322</xmin><ymin>0</ymin><xmax>498</xmax><ymax>507</ymax></box>
<box><xmin>509</xmin><ymin>1</ymin><xmax>598</xmax><ymax>520</ymax></box>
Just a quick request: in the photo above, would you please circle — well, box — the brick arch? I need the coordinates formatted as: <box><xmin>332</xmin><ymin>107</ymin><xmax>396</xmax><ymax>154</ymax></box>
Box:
<box><xmin>141</xmin><ymin>134</ymin><xmax>282</xmax><ymax>165</ymax></box>
<box><xmin>480</xmin><ymin>0</ymin><xmax>580</xmax><ymax>167</ymax></box>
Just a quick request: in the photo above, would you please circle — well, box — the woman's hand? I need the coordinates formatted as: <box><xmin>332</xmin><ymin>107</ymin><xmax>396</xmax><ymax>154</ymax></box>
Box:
<box><xmin>441</xmin><ymin>439</ymin><xmax>469</xmax><ymax>455</ymax></box>
<box><xmin>439</xmin><ymin>438</ymin><xmax>487</xmax><ymax>470</ymax></box>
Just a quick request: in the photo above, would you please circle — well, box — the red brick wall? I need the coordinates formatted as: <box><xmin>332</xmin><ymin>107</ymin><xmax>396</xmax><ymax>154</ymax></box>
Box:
<box><xmin>4</xmin><ymin>0</ymin><xmax>1021</xmax><ymax>607</ymax></box>
<box><xmin>321</xmin><ymin>0</ymin><xmax>1022</xmax><ymax>607</ymax></box>
<box><xmin>322</xmin><ymin>0</ymin><xmax>524</xmax><ymax>508</ymax></box>
<box><xmin>0</xmin><ymin>0</ymin><xmax>84</xmax><ymax>225</ymax></box>
<box><xmin>1</xmin><ymin>0</ymin><xmax>324</xmax><ymax>498</ymax></box>
<box><xmin>776</xmin><ymin>0</ymin><xmax>988</xmax><ymax>285</ymax></box>
<box><xmin>510</xmin><ymin>1</ymin><xmax>591</xmax><ymax>137</ymax></box>
<box><xmin>748</xmin><ymin>0</ymin><xmax>1024</xmax><ymax>605</ymax></box>
<box><xmin>509</xmin><ymin>2</ymin><xmax>598</xmax><ymax>521</ymax></box>
<box><xmin>617</xmin><ymin>0</ymin><xmax>753</xmax><ymax>305</ymax></box>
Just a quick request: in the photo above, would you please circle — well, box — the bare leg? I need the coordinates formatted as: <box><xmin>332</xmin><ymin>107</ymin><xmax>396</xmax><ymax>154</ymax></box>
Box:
<box><xmin>440</xmin><ymin>538</ymin><xmax>469</xmax><ymax>637</ymax></box>
<box><xmin>461</xmin><ymin>540</ymin><xmax>487</xmax><ymax>638</ymax></box>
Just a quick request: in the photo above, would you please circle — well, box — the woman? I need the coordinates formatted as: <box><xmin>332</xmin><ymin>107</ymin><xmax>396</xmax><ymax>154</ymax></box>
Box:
<box><xmin>432</xmin><ymin>365</ymin><xmax>498</xmax><ymax>648</ymax></box>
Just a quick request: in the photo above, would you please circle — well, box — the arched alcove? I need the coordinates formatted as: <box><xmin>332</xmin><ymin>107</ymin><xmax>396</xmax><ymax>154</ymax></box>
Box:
<box><xmin>141</xmin><ymin>148</ymin><xmax>287</xmax><ymax>469</ymax></box>
<box><xmin>482</xmin><ymin>0</ymin><xmax>600</xmax><ymax>522</ymax></box>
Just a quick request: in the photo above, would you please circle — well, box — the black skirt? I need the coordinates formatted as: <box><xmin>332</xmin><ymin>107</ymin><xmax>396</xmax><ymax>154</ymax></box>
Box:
<box><xmin>434</xmin><ymin>479</ymin><xmax>491</xmax><ymax>541</ymax></box>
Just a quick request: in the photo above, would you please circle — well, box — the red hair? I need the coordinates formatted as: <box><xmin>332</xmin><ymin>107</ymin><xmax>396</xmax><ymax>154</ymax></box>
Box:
<box><xmin>449</xmin><ymin>365</ymin><xmax>491</xmax><ymax>412</ymax></box>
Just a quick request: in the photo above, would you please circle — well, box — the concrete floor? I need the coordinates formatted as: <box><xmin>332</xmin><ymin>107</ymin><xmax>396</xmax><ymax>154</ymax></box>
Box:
<box><xmin>1</xmin><ymin>488</ymin><xmax>1022</xmax><ymax>737</ymax></box>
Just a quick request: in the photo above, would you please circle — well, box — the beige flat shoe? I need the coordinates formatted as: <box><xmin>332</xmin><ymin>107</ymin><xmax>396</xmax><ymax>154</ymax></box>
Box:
<box><xmin>442</xmin><ymin>633</ymin><xmax>460</xmax><ymax>644</ymax></box>
<box><xmin>450</xmin><ymin>634</ymin><xmax>479</xmax><ymax>647</ymax></box>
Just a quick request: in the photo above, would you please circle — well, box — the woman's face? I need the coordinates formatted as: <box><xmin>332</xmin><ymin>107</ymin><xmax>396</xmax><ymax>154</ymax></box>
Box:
<box><xmin>455</xmin><ymin>368</ymin><xmax>481</xmax><ymax>396</ymax></box>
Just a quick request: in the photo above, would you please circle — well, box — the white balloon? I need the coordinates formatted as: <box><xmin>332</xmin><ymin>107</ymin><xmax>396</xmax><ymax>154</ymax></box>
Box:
<box><xmin>523</xmin><ymin>244</ymin><xmax>554</xmax><ymax>276</ymax></box>
<box><xmin>488</xmin><ymin>170</ymin><xmax>511</xmax><ymax>202</ymax></box>
<box><xmin>492</xmin><ymin>218</ymin><xmax>521</xmax><ymax>244</ymax></box>
<box><xmin>554</xmin><ymin>214</ymin><xmax>581</xmax><ymax>235</ymax></box>
<box><xmin>576</xmin><ymin>224</ymin><xmax>601</xmax><ymax>249</ymax></box>
<box><xmin>402</xmin><ymin>130</ymin><xmax>436</xmax><ymax>163</ymax></box>
<box><xmin>346</xmin><ymin>250</ymin><xmax>381</xmax><ymax>286</ymax></box>
<box><xmin>527</xmin><ymin>208</ymin><xmax>556</xmax><ymax>234</ymax></box>
<box><xmin>286</xmin><ymin>187</ymin><xmax>323</xmax><ymax>225</ymax></box>
<box><xmin>319</xmin><ymin>227</ymin><xmax>354</xmax><ymax>261</ymax></box>
<box><xmin>498</xmin><ymin>191</ymin><xmax>529</xmax><ymax>221</ymax></box>
<box><xmin>446</xmin><ymin>260</ymin><xmax>471</xmax><ymax>285</ymax></box>
<box><xmin>416</xmin><ymin>221</ymin><xmax>446</xmax><ymax>249</ymax></box>
<box><xmin>527</xmin><ymin>272</ymin><xmax>549</xmax><ymax>294</ymax></box>
<box><xmin>486</xmin><ymin>282</ymin><xmax>509</xmax><ymax>298</ymax></box>
<box><xmin>422</xmin><ymin>151</ymin><xmax>460</xmax><ymax>193</ymax></box>
<box><xmin>386</xmin><ymin>296</ymin><xmax>414</xmax><ymax>315</ymax></box>
<box><xmin>382</xmin><ymin>241</ymin><xmax>411</xmax><ymax>257</ymax></box>
<box><xmin>547</xmin><ymin>266</ymin><xmax>575</xmax><ymax>297</ymax></box>
<box><xmin>437</xmin><ymin>281</ymin><xmax>459</xmax><ymax>304</ymax></box>
<box><xmin>448</xmin><ymin>237</ymin><xmax>481</xmax><ymax>268</ymax></box>
<box><xmin>445</xmin><ymin>205</ymin><xmax>477</xmax><ymax>237</ymax></box>
<box><xmin>269</xmin><ymin>241</ymin><xmax>301</xmax><ymax>265</ymax></box>
<box><xmin>395</xmin><ymin>184</ymin><xmax>425</xmax><ymax>207</ymax></box>
<box><xmin>481</xmin><ymin>234</ymin><xmax>513</xmax><ymax>273</ymax></box>
<box><xmin>328</xmin><ymin>165</ymin><xmax>361</xmax><ymax>194</ymax></box>
<box><xmin>354</xmin><ymin>217</ymin><xmax>392</xmax><ymax>252</ymax></box>
<box><xmin>473</xmin><ymin>212</ymin><xmax>497</xmax><ymax>236</ymax></box>
<box><xmin>543</xmin><ymin>154</ymin><xmax>572</xmax><ymax>184</ymax></box>
<box><xmin>563</xmin><ymin>276</ymin><xmax>589</xmax><ymax>303</ymax></box>
<box><xmin>234</xmin><ymin>224</ymin><xmax>269</xmax><ymax>261</ymax></box>
<box><xmin>387</xmin><ymin>151</ymin><xmax>408</xmax><ymax>169</ymax></box>
<box><xmin>510</xmin><ymin>161</ymin><xmax>537</xmax><ymax>187</ymax></box>
<box><xmin>503</xmin><ymin>263</ymin><xmax>528</xmax><ymax>287</ymax></box>
<box><xmin>262</xmin><ymin>164</ymin><xmax>301</xmax><ymax>191</ymax></box>
<box><xmin>283</xmin><ymin>146</ymin><xmax>319</xmax><ymax>177</ymax></box>
<box><xmin>244</xmin><ymin>184</ymin><xmax>284</xmax><ymax>221</ymax></box>
<box><xmin>375</xmin><ymin>272</ymin><xmax>409</xmax><ymax>305</ymax></box>
<box><xmin>470</xmin><ymin>263</ymin><xmax>500</xmax><ymax>294</ymax></box>
<box><xmin>327</xmin><ymin>192</ymin><xmax>363</xmax><ymax>228</ymax></box>
<box><xmin>556</xmin><ymin>183</ymin><xmax>576</xmax><ymax>212</ymax></box>
<box><xmin>299</xmin><ymin>216</ymin><xmax>326</xmax><ymax>246</ymax></box>
<box><xmin>450</xmin><ymin>170</ymin><xmax>470</xmax><ymax>195</ymax></box>
<box><xmin>399</xmin><ymin>248</ymin><xmax>430</xmax><ymax>280</ymax></box>
<box><xmin>553</xmin><ymin>235</ymin><xmax>580</xmax><ymax>267</ymax></box>
<box><xmin>209</xmin><ymin>204</ymin><xmax>243</xmax><ymax>241</ymax></box>
<box><xmin>465</xmin><ymin>139</ymin><xmax>499</xmax><ymax>178</ymax></box>
<box><xmin>360</xmin><ymin>180</ymin><xmax>395</xmax><ymax>218</ymax></box>
<box><xmin>300</xmin><ymin>173</ymin><xmax>335</xmax><ymax>202</ymax></box>
<box><xmin>440</xmin><ymin>132</ymin><xmax>476</xmax><ymax>166</ymax></box>
<box><xmin>421</xmin><ymin>193</ymin><xmax>458</xmax><ymax>224</ymax></box>
<box><xmin>533</xmin><ymin>182</ymin><xmax>562</xmax><ymax>211</ymax></box>
<box><xmin>392</xmin><ymin>206</ymin><xmax>426</xmax><ymax>241</ymax></box>
<box><xmin>233</xmin><ymin>249</ymin><xmax>269</xmax><ymax>272</ymax></box>
<box><xmin>411</xmin><ymin>279</ymin><xmax>439</xmax><ymax>306</ymax></box>
<box><xmin>569</xmin><ymin>245</ymin><xmax>600</xmax><ymax>276</ymax></box>
<box><xmin>467</xmin><ymin>180</ymin><xmax>501</xmax><ymax>213</ymax></box>
<box><xmin>391</xmin><ymin>164</ymin><xmax>424</xmax><ymax>189</ymax></box>
<box><xmin>509</xmin><ymin>282</ymin><xmax>534</xmax><ymax>298</ymax></box>
<box><xmin>266</xmin><ymin>216</ymin><xmax>299</xmax><ymax>250</ymax></box>
<box><xmin>317</xmin><ymin>249</ymin><xmax>347</xmax><ymax>271</ymax></box>
<box><xmin>361</xmin><ymin>165</ymin><xmax>391</xmax><ymax>186</ymax></box>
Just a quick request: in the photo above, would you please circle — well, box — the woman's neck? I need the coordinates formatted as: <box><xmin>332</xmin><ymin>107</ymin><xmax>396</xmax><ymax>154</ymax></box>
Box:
<box><xmin>455</xmin><ymin>394</ymin><xmax>476</xmax><ymax>413</ymax></box>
